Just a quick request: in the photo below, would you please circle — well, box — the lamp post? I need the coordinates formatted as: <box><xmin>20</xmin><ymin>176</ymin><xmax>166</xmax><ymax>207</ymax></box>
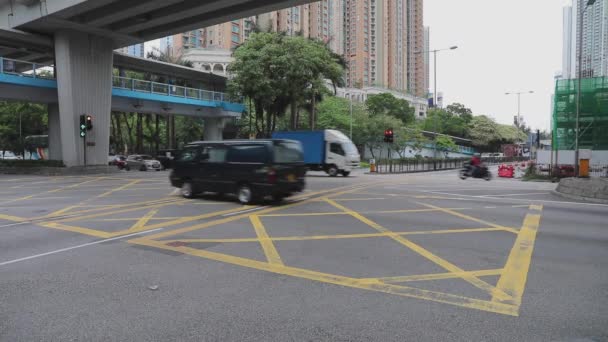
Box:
<box><xmin>505</xmin><ymin>90</ymin><xmax>534</xmax><ymax>128</ymax></box>
<box><xmin>575</xmin><ymin>0</ymin><xmax>597</xmax><ymax>176</ymax></box>
<box><xmin>344</xmin><ymin>91</ymin><xmax>354</xmax><ymax>139</ymax></box>
<box><xmin>415</xmin><ymin>46</ymin><xmax>458</xmax><ymax>157</ymax></box>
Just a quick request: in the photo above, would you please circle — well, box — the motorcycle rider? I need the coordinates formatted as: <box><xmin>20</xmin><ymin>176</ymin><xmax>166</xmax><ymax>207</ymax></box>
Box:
<box><xmin>469</xmin><ymin>153</ymin><xmax>482</xmax><ymax>177</ymax></box>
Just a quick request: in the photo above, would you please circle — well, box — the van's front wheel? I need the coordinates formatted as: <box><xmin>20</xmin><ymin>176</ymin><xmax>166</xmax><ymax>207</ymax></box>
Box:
<box><xmin>237</xmin><ymin>184</ymin><xmax>254</xmax><ymax>204</ymax></box>
<box><xmin>341</xmin><ymin>171</ymin><xmax>350</xmax><ymax>177</ymax></box>
<box><xmin>181</xmin><ymin>181</ymin><xmax>195</xmax><ymax>199</ymax></box>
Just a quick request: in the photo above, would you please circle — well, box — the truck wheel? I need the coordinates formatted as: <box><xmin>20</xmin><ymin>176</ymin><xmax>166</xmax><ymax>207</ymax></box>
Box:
<box><xmin>341</xmin><ymin>171</ymin><xmax>350</xmax><ymax>177</ymax></box>
<box><xmin>327</xmin><ymin>166</ymin><xmax>339</xmax><ymax>177</ymax></box>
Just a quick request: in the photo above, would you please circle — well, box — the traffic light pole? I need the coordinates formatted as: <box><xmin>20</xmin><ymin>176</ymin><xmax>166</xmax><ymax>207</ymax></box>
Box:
<box><xmin>83</xmin><ymin>133</ymin><xmax>87</xmax><ymax>167</ymax></box>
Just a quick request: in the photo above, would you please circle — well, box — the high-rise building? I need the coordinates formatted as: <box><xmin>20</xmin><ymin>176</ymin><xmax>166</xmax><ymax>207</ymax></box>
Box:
<box><xmin>423</xmin><ymin>27</ymin><xmax>430</xmax><ymax>95</ymax></box>
<box><xmin>117</xmin><ymin>43</ymin><xmax>145</xmax><ymax>58</ymax></box>
<box><xmin>342</xmin><ymin>0</ymin><xmax>425</xmax><ymax>96</ymax></box>
<box><xmin>159</xmin><ymin>30</ymin><xmax>204</xmax><ymax>56</ymax></box>
<box><xmin>158</xmin><ymin>1</ymin><xmax>427</xmax><ymax>96</ymax></box>
<box><xmin>563</xmin><ymin>0</ymin><xmax>608</xmax><ymax>78</ymax></box>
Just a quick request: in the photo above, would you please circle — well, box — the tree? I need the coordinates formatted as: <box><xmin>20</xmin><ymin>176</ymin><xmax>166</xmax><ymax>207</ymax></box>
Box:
<box><xmin>446</xmin><ymin>103</ymin><xmax>473</xmax><ymax>124</ymax></box>
<box><xmin>393</xmin><ymin>126</ymin><xmax>428</xmax><ymax>158</ymax></box>
<box><xmin>468</xmin><ymin>115</ymin><xmax>499</xmax><ymax>147</ymax></box>
<box><xmin>228</xmin><ymin>32</ymin><xmax>344</xmax><ymax>135</ymax></box>
<box><xmin>435</xmin><ymin>135</ymin><xmax>458</xmax><ymax>156</ymax></box>
<box><xmin>419</xmin><ymin>108</ymin><xmax>468</xmax><ymax>138</ymax></box>
<box><xmin>366</xmin><ymin>93</ymin><xmax>415</xmax><ymax>124</ymax></box>
<box><xmin>0</xmin><ymin>101</ymin><xmax>47</xmax><ymax>156</ymax></box>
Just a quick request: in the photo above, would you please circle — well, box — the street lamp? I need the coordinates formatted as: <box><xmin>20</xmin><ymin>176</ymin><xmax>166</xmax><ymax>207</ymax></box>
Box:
<box><xmin>505</xmin><ymin>90</ymin><xmax>534</xmax><ymax>128</ymax></box>
<box><xmin>416</xmin><ymin>46</ymin><xmax>458</xmax><ymax>108</ymax></box>
<box><xmin>415</xmin><ymin>46</ymin><xmax>458</xmax><ymax>158</ymax></box>
<box><xmin>344</xmin><ymin>91</ymin><xmax>354</xmax><ymax>139</ymax></box>
<box><xmin>575</xmin><ymin>0</ymin><xmax>597</xmax><ymax>176</ymax></box>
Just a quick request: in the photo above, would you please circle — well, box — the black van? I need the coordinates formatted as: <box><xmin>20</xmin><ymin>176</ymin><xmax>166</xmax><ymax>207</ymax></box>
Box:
<box><xmin>170</xmin><ymin>140</ymin><xmax>306</xmax><ymax>204</ymax></box>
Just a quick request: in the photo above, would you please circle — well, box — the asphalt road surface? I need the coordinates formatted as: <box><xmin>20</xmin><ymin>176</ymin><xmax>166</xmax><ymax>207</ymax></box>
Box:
<box><xmin>0</xmin><ymin>169</ymin><xmax>606</xmax><ymax>342</ymax></box>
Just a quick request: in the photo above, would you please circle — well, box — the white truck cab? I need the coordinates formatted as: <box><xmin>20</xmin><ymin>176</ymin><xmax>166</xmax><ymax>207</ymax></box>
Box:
<box><xmin>324</xmin><ymin>130</ymin><xmax>360</xmax><ymax>176</ymax></box>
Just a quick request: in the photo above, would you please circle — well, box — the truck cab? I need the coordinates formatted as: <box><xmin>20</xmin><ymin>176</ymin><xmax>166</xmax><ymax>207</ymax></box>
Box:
<box><xmin>272</xmin><ymin>130</ymin><xmax>360</xmax><ymax>177</ymax></box>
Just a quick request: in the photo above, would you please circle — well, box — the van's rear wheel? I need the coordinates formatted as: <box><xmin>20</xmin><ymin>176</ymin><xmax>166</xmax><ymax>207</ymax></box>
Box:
<box><xmin>181</xmin><ymin>182</ymin><xmax>194</xmax><ymax>199</ymax></box>
<box><xmin>237</xmin><ymin>184</ymin><xmax>254</xmax><ymax>204</ymax></box>
<box><xmin>327</xmin><ymin>166</ymin><xmax>339</xmax><ymax>177</ymax></box>
<box><xmin>341</xmin><ymin>171</ymin><xmax>350</xmax><ymax>177</ymax></box>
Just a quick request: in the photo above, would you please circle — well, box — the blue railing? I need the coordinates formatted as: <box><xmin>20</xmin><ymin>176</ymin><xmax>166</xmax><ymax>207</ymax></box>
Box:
<box><xmin>0</xmin><ymin>57</ymin><xmax>240</xmax><ymax>104</ymax></box>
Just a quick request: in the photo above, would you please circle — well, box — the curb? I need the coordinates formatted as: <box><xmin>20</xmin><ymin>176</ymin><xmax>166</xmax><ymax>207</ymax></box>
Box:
<box><xmin>551</xmin><ymin>190</ymin><xmax>608</xmax><ymax>205</ymax></box>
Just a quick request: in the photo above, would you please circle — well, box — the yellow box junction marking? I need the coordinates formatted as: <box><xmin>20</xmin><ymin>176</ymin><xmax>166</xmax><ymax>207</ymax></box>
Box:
<box><xmin>250</xmin><ymin>215</ymin><xmax>283</xmax><ymax>265</ymax></box>
<box><xmin>492</xmin><ymin>204</ymin><xmax>543</xmax><ymax>306</ymax></box>
<box><xmin>323</xmin><ymin>198</ymin><xmax>512</xmax><ymax>302</ymax></box>
<box><xmin>360</xmin><ymin>268</ymin><xmax>504</xmax><ymax>284</ymax></box>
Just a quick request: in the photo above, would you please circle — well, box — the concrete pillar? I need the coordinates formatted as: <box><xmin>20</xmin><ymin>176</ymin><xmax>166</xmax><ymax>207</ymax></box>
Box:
<box><xmin>54</xmin><ymin>31</ymin><xmax>113</xmax><ymax>167</ymax></box>
<box><xmin>204</xmin><ymin>117</ymin><xmax>225</xmax><ymax>141</ymax></box>
<box><xmin>47</xmin><ymin>103</ymin><xmax>62</xmax><ymax>161</ymax></box>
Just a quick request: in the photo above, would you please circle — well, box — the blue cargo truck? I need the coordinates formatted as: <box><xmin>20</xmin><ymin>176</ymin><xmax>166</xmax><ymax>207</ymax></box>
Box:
<box><xmin>272</xmin><ymin>130</ymin><xmax>360</xmax><ymax>176</ymax></box>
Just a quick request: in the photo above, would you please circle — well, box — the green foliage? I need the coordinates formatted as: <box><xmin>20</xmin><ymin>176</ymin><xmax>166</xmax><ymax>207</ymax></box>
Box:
<box><xmin>445</xmin><ymin>103</ymin><xmax>473</xmax><ymax>124</ymax></box>
<box><xmin>393</xmin><ymin>126</ymin><xmax>428</xmax><ymax>158</ymax></box>
<box><xmin>419</xmin><ymin>108</ymin><xmax>468</xmax><ymax>138</ymax></box>
<box><xmin>0</xmin><ymin>101</ymin><xmax>48</xmax><ymax>155</ymax></box>
<box><xmin>435</xmin><ymin>135</ymin><xmax>457</xmax><ymax>152</ymax></box>
<box><xmin>228</xmin><ymin>32</ymin><xmax>343</xmax><ymax>135</ymax></box>
<box><xmin>468</xmin><ymin>115</ymin><xmax>527</xmax><ymax>151</ymax></box>
<box><xmin>366</xmin><ymin>93</ymin><xmax>415</xmax><ymax>124</ymax></box>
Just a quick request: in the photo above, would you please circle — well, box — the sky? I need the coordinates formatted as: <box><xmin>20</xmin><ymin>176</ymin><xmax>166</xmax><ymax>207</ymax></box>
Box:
<box><xmin>424</xmin><ymin>0</ymin><xmax>571</xmax><ymax>131</ymax></box>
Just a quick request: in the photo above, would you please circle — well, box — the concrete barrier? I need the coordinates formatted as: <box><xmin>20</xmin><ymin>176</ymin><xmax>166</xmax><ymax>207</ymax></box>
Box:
<box><xmin>0</xmin><ymin>165</ymin><xmax>120</xmax><ymax>176</ymax></box>
<box><xmin>554</xmin><ymin>177</ymin><xmax>608</xmax><ymax>204</ymax></box>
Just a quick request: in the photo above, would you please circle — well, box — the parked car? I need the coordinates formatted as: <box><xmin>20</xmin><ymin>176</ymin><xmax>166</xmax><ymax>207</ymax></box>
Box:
<box><xmin>0</xmin><ymin>151</ymin><xmax>20</xmax><ymax>160</ymax></box>
<box><xmin>170</xmin><ymin>139</ymin><xmax>306</xmax><ymax>204</ymax></box>
<box><xmin>126</xmin><ymin>155</ymin><xmax>162</xmax><ymax>171</ymax></box>
<box><xmin>156</xmin><ymin>149</ymin><xmax>178</xmax><ymax>170</ymax></box>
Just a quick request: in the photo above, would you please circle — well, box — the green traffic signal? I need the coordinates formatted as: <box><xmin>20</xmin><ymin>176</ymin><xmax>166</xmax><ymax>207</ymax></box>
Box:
<box><xmin>80</xmin><ymin>131</ymin><xmax>86</xmax><ymax>137</ymax></box>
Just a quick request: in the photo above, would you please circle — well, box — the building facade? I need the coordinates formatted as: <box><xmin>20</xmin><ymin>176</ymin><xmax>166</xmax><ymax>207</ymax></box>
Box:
<box><xmin>116</xmin><ymin>43</ymin><xmax>145</xmax><ymax>58</ymax></box>
<box><xmin>159</xmin><ymin>1</ymin><xmax>427</xmax><ymax>97</ymax></box>
<box><xmin>563</xmin><ymin>0</ymin><xmax>608</xmax><ymax>78</ymax></box>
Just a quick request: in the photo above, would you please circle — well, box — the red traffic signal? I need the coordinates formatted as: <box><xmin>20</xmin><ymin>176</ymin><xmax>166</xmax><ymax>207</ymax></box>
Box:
<box><xmin>384</xmin><ymin>128</ymin><xmax>394</xmax><ymax>143</ymax></box>
<box><xmin>86</xmin><ymin>115</ymin><xmax>93</xmax><ymax>130</ymax></box>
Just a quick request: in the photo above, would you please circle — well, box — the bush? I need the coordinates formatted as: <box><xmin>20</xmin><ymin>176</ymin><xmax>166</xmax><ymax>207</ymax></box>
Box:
<box><xmin>0</xmin><ymin>159</ymin><xmax>65</xmax><ymax>168</ymax></box>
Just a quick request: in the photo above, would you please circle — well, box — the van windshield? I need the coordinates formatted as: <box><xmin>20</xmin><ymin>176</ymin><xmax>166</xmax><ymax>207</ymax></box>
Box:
<box><xmin>274</xmin><ymin>141</ymin><xmax>303</xmax><ymax>163</ymax></box>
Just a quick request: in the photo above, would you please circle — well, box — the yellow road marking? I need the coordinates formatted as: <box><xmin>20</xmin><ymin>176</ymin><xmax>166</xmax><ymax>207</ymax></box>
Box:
<box><xmin>258</xmin><ymin>207</ymin><xmax>473</xmax><ymax>217</ymax></box>
<box><xmin>323</xmin><ymin>198</ymin><xmax>512</xmax><ymax>301</ymax></box>
<box><xmin>417</xmin><ymin>202</ymin><xmax>514</xmax><ymax>231</ymax></box>
<box><xmin>161</xmin><ymin>227</ymin><xmax>513</xmax><ymax>244</ymax></box>
<box><xmin>128</xmin><ymin>238</ymin><xmax>518</xmax><ymax>316</ymax></box>
<box><xmin>92</xmin><ymin>217</ymin><xmax>180</xmax><ymax>222</ymax></box>
<box><xmin>492</xmin><ymin>205</ymin><xmax>543</xmax><ymax>305</ymax></box>
<box><xmin>128</xmin><ymin>209</ymin><xmax>159</xmax><ymax>232</ymax></box>
<box><xmin>0</xmin><ymin>214</ymin><xmax>26</xmax><ymax>222</ymax></box>
<box><xmin>94</xmin><ymin>179</ymin><xmax>142</xmax><ymax>199</ymax></box>
<box><xmin>250</xmin><ymin>215</ymin><xmax>283</xmax><ymax>265</ymax></box>
<box><xmin>48</xmin><ymin>199</ymin><xmax>185</xmax><ymax>223</ymax></box>
<box><xmin>45</xmin><ymin>205</ymin><xmax>78</xmax><ymax>218</ymax></box>
<box><xmin>47</xmin><ymin>177</ymin><xmax>105</xmax><ymax>193</ymax></box>
<box><xmin>135</xmin><ymin>182</ymin><xmax>383</xmax><ymax>241</ymax></box>
<box><xmin>39</xmin><ymin>222</ymin><xmax>112</xmax><ymax>238</ymax></box>
<box><xmin>360</xmin><ymin>268</ymin><xmax>504</xmax><ymax>284</ymax></box>
<box><xmin>313</xmin><ymin>197</ymin><xmax>387</xmax><ymax>201</ymax></box>
<box><xmin>529</xmin><ymin>204</ymin><xmax>543</xmax><ymax>211</ymax></box>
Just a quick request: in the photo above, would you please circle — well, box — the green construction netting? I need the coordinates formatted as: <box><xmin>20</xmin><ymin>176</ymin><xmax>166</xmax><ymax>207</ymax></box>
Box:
<box><xmin>553</xmin><ymin>77</ymin><xmax>608</xmax><ymax>150</ymax></box>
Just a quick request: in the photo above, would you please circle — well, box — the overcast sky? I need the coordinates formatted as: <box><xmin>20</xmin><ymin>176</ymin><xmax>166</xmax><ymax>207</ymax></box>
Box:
<box><xmin>425</xmin><ymin>0</ymin><xmax>570</xmax><ymax>131</ymax></box>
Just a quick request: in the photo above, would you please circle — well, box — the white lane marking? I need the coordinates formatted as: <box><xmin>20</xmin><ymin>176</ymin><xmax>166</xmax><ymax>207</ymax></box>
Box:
<box><xmin>0</xmin><ymin>228</ymin><xmax>164</xmax><ymax>267</ymax></box>
<box><xmin>416</xmin><ymin>191</ymin><xmax>608</xmax><ymax>207</ymax></box>
<box><xmin>0</xmin><ymin>221</ymin><xmax>29</xmax><ymax>228</ymax></box>
<box><xmin>221</xmin><ymin>206</ymin><xmax>269</xmax><ymax>217</ymax></box>
<box><xmin>477</xmin><ymin>192</ymin><xmax>551</xmax><ymax>198</ymax></box>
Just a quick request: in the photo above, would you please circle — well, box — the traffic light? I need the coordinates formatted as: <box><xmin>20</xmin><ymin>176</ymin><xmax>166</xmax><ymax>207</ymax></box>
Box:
<box><xmin>79</xmin><ymin>115</ymin><xmax>86</xmax><ymax>138</ymax></box>
<box><xmin>536</xmin><ymin>129</ymin><xmax>540</xmax><ymax>148</ymax></box>
<box><xmin>384</xmin><ymin>128</ymin><xmax>394</xmax><ymax>143</ymax></box>
<box><xmin>86</xmin><ymin>115</ymin><xmax>93</xmax><ymax>130</ymax></box>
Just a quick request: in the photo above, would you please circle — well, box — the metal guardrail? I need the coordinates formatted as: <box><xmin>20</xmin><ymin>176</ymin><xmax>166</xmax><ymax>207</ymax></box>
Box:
<box><xmin>1</xmin><ymin>57</ymin><xmax>241</xmax><ymax>104</ymax></box>
<box><xmin>375</xmin><ymin>158</ymin><xmax>469</xmax><ymax>174</ymax></box>
<box><xmin>0</xmin><ymin>57</ymin><xmax>55</xmax><ymax>79</ymax></box>
<box><xmin>111</xmin><ymin>76</ymin><xmax>233</xmax><ymax>102</ymax></box>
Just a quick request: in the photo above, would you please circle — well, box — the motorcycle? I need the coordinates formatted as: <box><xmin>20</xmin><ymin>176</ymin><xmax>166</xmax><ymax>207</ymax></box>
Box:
<box><xmin>459</xmin><ymin>164</ymin><xmax>492</xmax><ymax>181</ymax></box>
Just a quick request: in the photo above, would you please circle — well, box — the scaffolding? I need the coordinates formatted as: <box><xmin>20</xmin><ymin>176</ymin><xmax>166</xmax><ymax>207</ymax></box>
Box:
<box><xmin>553</xmin><ymin>77</ymin><xmax>608</xmax><ymax>150</ymax></box>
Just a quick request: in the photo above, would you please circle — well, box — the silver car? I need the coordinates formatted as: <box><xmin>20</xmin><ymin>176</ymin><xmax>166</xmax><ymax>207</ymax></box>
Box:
<box><xmin>126</xmin><ymin>154</ymin><xmax>162</xmax><ymax>171</ymax></box>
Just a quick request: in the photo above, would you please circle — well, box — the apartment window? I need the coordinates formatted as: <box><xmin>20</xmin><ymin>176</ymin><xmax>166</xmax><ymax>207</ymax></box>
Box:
<box><xmin>231</xmin><ymin>34</ymin><xmax>239</xmax><ymax>43</ymax></box>
<box><xmin>232</xmin><ymin>25</ymin><xmax>240</xmax><ymax>33</ymax></box>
